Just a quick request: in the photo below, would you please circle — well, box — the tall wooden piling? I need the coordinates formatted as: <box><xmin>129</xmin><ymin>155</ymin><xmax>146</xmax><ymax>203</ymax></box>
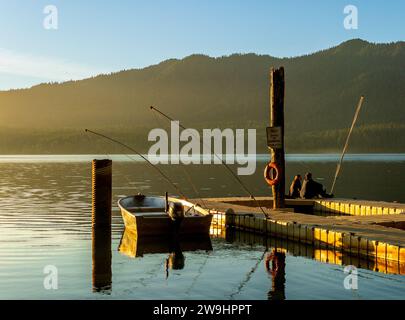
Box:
<box><xmin>91</xmin><ymin>159</ymin><xmax>112</xmax><ymax>292</ymax></box>
<box><xmin>269</xmin><ymin>67</ymin><xmax>286</xmax><ymax>209</ymax></box>
<box><xmin>92</xmin><ymin>159</ymin><xmax>112</xmax><ymax>228</ymax></box>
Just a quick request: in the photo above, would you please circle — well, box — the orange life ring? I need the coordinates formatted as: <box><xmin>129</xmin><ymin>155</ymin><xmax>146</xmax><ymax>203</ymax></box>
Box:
<box><xmin>264</xmin><ymin>162</ymin><xmax>281</xmax><ymax>186</ymax></box>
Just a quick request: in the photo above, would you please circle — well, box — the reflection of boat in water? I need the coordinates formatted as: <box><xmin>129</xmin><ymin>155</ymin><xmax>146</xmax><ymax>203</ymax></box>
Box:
<box><xmin>118</xmin><ymin>227</ymin><xmax>213</xmax><ymax>258</ymax></box>
<box><xmin>118</xmin><ymin>194</ymin><xmax>213</xmax><ymax>237</ymax></box>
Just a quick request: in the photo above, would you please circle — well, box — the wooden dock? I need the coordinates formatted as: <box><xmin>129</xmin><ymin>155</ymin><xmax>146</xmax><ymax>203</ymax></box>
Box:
<box><xmin>195</xmin><ymin>197</ymin><xmax>405</xmax><ymax>269</ymax></box>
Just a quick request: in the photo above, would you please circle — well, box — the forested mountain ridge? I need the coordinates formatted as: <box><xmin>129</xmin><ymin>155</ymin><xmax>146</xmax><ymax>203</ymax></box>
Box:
<box><xmin>0</xmin><ymin>38</ymin><xmax>404</xmax><ymax>153</ymax></box>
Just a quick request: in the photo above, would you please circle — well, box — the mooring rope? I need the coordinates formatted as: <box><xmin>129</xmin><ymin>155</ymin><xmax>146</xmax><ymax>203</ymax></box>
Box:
<box><xmin>150</xmin><ymin>106</ymin><xmax>270</xmax><ymax>218</ymax></box>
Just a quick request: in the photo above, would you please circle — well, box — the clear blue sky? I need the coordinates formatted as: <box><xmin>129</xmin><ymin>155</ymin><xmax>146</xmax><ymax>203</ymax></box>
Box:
<box><xmin>0</xmin><ymin>0</ymin><xmax>404</xmax><ymax>90</ymax></box>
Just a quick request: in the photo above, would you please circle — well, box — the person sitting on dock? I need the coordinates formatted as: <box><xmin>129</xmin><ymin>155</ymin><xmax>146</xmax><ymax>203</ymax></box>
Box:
<box><xmin>300</xmin><ymin>172</ymin><xmax>333</xmax><ymax>199</ymax></box>
<box><xmin>288</xmin><ymin>174</ymin><xmax>302</xmax><ymax>198</ymax></box>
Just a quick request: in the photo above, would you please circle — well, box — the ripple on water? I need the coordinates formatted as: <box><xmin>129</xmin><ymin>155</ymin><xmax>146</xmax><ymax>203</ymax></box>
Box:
<box><xmin>0</xmin><ymin>160</ymin><xmax>404</xmax><ymax>299</ymax></box>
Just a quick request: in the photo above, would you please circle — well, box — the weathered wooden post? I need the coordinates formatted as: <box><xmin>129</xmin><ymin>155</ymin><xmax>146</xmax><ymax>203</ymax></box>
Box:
<box><xmin>92</xmin><ymin>159</ymin><xmax>112</xmax><ymax>228</ymax></box>
<box><xmin>268</xmin><ymin>67</ymin><xmax>286</xmax><ymax>209</ymax></box>
<box><xmin>91</xmin><ymin>159</ymin><xmax>112</xmax><ymax>292</ymax></box>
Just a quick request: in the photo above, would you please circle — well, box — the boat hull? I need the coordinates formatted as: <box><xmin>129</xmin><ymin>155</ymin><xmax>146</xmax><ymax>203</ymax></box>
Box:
<box><xmin>118</xmin><ymin>196</ymin><xmax>213</xmax><ymax>237</ymax></box>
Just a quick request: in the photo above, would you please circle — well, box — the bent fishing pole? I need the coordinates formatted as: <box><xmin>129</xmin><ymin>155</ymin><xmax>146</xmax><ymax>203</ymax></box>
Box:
<box><xmin>150</xmin><ymin>106</ymin><xmax>270</xmax><ymax>218</ymax></box>
<box><xmin>330</xmin><ymin>95</ymin><xmax>365</xmax><ymax>195</ymax></box>
<box><xmin>84</xmin><ymin>129</ymin><xmax>188</xmax><ymax>200</ymax></box>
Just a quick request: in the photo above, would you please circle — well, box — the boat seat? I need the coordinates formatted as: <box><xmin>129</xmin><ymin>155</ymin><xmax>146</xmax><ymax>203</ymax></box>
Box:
<box><xmin>139</xmin><ymin>212</ymin><xmax>169</xmax><ymax>218</ymax></box>
<box><xmin>126</xmin><ymin>206</ymin><xmax>165</xmax><ymax>213</ymax></box>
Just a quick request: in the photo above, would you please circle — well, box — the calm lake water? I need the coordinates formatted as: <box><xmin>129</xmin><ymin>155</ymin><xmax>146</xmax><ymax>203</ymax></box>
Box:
<box><xmin>0</xmin><ymin>154</ymin><xmax>404</xmax><ymax>299</ymax></box>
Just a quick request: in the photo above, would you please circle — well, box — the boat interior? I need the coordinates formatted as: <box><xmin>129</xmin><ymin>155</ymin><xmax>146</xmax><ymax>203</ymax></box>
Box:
<box><xmin>119</xmin><ymin>195</ymin><xmax>209</xmax><ymax>217</ymax></box>
<box><xmin>120</xmin><ymin>195</ymin><xmax>166</xmax><ymax>215</ymax></box>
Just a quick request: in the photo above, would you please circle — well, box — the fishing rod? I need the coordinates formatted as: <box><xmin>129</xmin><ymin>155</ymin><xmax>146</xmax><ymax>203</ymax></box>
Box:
<box><xmin>229</xmin><ymin>248</ymin><xmax>267</xmax><ymax>299</ymax></box>
<box><xmin>150</xmin><ymin>106</ymin><xmax>270</xmax><ymax>218</ymax></box>
<box><xmin>151</xmin><ymin>109</ymin><xmax>207</xmax><ymax>208</ymax></box>
<box><xmin>330</xmin><ymin>95</ymin><xmax>365</xmax><ymax>195</ymax></box>
<box><xmin>84</xmin><ymin>128</ymin><xmax>188</xmax><ymax>200</ymax></box>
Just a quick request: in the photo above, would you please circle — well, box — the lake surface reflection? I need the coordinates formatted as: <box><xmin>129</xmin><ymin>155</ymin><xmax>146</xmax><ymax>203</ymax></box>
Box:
<box><xmin>0</xmin><ymin>154</ymin><xmax>404</xmax><ymax>299</ymax></box>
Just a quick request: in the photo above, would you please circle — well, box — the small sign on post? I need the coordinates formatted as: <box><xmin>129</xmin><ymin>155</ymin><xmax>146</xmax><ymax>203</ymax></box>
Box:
<box><xmin>266</xmin><ymin>126</ymin><xmax>283</xmax><ymax>149</ymax></box>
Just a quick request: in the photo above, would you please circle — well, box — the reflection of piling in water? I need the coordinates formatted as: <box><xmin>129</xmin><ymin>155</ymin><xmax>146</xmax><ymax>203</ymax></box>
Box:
<box><xmin>91</xmin><ymin>159</ymin><xmax>112</xmax><ymax>292</ymax></box>
<box><xmin>92</xmin><ymin>226</ymin><xmax>112</xmax><ymax>292</ymax></box>
<box><xmin>265</xmin><ymin>250</ymin><xmax>286</xmax><ymax>300</ymax></box>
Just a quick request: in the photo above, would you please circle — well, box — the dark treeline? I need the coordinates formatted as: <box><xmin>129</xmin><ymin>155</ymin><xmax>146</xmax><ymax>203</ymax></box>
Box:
<box><xmin>0</xmin><ymin>39</ymin><xmax>404</xmax><ymax>154</ymax></box>
<box><xmin>1</xmin><ymin>123</ymin><xmax>404</xmax><ymax>154</ymax></box>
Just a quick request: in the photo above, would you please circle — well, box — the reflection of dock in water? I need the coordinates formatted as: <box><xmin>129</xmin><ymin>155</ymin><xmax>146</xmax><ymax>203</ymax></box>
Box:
<box><xmin>212</xmin><ymin>223</ymin><xmax>405</xmax><ymax>276</ymax></box>
<box><xmin>200</xmin><ymin>196</ymin><xmax>405</xmax><ymax>275</ymax></box>
<box><xmin>118</xmin><ymin>228</ymin><xmax>212</xmax><ymax>258</ymax></box>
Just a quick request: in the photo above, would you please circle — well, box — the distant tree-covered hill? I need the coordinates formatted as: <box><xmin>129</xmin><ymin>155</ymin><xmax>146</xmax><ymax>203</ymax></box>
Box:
<box><xmin>0</xmin><ymin>38</ymin><xmax>404</xmax><ymax>154</ymax></box>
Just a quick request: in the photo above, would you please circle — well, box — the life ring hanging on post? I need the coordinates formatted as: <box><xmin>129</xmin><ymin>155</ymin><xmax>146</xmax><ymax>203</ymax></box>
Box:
<box><xmin>264</xmin><ymin>162</ymin><xmax>281</xmax><ymax>186</ymax></box>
